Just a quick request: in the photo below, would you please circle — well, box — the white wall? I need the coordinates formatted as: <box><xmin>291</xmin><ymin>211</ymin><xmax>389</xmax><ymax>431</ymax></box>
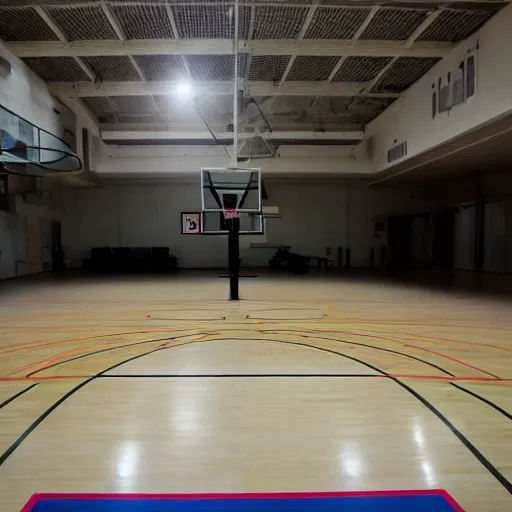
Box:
<box><xmin>62</xmin><ymin>179</ymin><xmax>429</xmax><ymax>269</ymax></box>
<box><xmin>0</xmin><ymin>40</ymin><xmax>63</xmax><ymax>136</ymax></box>
<box><xmin>366</xmin><ymin>2</ymin><xmax>512</xmax><ymax>172</ymax></box>
<box><xmin>0</xmin><ymin>40</ymin><xmax>70</xmax><ymax>278</ymax></box>
<box><xmin>97</xmin><ymin>145</ymin><xmax>371</xmax><ymax>177</ymax></box>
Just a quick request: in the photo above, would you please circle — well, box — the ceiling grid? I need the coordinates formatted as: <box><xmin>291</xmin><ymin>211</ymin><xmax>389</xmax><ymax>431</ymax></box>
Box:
<box><xmin>0</xmin><ymin>1</ymin><xmax>506</xmax><ymax>137</ymax></box>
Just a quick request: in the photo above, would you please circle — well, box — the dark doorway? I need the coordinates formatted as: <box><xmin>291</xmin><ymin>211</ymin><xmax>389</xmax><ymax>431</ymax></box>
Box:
<box><xmin>51</xmin><ymin>220</ymin><xmax>64</xmax><ymax>272</ymax></box>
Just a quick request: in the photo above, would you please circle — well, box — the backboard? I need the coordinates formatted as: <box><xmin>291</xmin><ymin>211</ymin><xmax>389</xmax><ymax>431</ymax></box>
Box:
<box><xmin>0</xmin><ymin>104</ymin><xmax>81</xmax><ymax>173</ymax></box>
<box><xmin>201</xmin><ymin>168</ymin><xmax>261</xmax><ymax>213</ymax></box>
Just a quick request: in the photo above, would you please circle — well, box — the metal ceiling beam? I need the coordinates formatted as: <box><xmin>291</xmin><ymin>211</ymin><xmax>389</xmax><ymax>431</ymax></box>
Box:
<box><xmin>243</xmin><ymin>4</ymin><xmax>256</xmax><ymax>86</ymax></box>
<box><xmin>280</xmin><ymin>2</ymin><xmax>319</xmax><ymax>85</ymax></box>
<box><xmin>100</xmin><ymin>2</ymin><xmax>147</xmax><ymax>82</ymax></box>
<box><xmin>7</xmin><ymin>39</ymin><xmax>454</xmax><ymax>59</ymax></box>
<box><xmin>365</xmin><ymin>8</ymin><xmax>445</xmax><ymax>92</ymax></box>
<box><xmin>50</xmin><ymin>80</ymin><xmax>401</xmax><ymax>98</ymax></box>
<box><xmin>100</xmin><ymin>2</ymin><xmax>126</xmax><ymax>40</ymax></box>
<box><xmin>31</xmin><ymin>8</ymin><xmax>101</xmax><ymax>137</ymax></box>
<box><xmin>101</xmin><ymin>129</ymin><xmax>365</xmax><ymax>142</ymax></box>
<box><xmin>309</xmin><ymin>5</ymin><xmax>380</xmax><ymax>112</ymax></box>
<box><xmin>163</xmin><ymin>3</ymin><xmax>192</xmax><ymax>81</ymax></box>
<box><xmin>32</xmin><ymin>5</ymin><xmax>96</xmax><ymax>82</ymax></box>
<box><xmin>2</xmin><ymin>1</ymin><xmax>508</xmax><ymax>7</ymax></box>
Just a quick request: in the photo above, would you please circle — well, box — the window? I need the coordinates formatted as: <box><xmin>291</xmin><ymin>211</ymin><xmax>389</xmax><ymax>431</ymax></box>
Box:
<box><xmin>452</xmin><ymin>62</ymin><xmax>465</xmax><ymax>106</ymax></box>
<box><xmin>82</xmin><ymin>128</ymin><xmax>89</xmax><ymax>171</ymax></box>
<box><xmin>466</xmin><ymin>55</ymin><xmax>476</xmax><ymax>98</ymax></box>
<box><xmin>431</xmin><ymin>83</ymin><xmax>437</xmax><ymax>118</ymax></box>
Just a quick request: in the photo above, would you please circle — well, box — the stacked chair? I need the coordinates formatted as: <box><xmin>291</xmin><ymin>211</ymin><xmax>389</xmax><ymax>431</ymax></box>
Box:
<box><xmin>85</xmin><ymin>247</ymin><xmax>177</xmax><ymax>273</ymax></box>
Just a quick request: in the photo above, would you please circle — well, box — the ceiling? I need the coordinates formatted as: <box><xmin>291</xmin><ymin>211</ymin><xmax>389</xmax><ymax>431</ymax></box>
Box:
<box><xmin>0</xmin><ymin>0</ymin><xmax>507</xmax><ymax>148</ymax></box>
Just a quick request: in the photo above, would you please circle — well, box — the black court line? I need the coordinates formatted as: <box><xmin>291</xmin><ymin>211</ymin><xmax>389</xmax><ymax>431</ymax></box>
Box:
<box><xmin>0</xmin><ymin>346</ymin><xmax>164</xmax><ymax>468</ymax></box>
<box><xmin>26</xmin><ymin>333</ymin><xmax>209</xmax><ymax>377</ymax></box>
<box><xmin>100</xmin><ymin>373</ymin><xmax>381</xmax><ymax>379</ymax></box>
<box><xmin>148</xmin><ymin>317</ymin><xmax>226</xmax><ymax>321</ymax></box>
<box><xmin>244</xmin><ymin>331</ymin><xmax>456</xmax><ymax>377</ymax></box>
<box><xmin>265</xmin><ymin>338</ymin><xmax>512</xmax><ymax>495</ymax></box>
<box><xmin>27</xmin><ymin>327</ymin><xmax>453</xmax><ymax>379</ymax></box>
<box><xmin>246</xmin><ymin>314</ymin><xmax>327</xmax><ymax>321</ymax></box>
<box><xmin>450</xmin><ymin>383</ymin><xmax>512</xmax><ymax>421</ymax></box>
<box><xmin>0</xmin><ymin>378</ymin><xmax>93</xmax><ymax>468</ymax></box>
<box><xmin>397</xmin><ymin>378</ymin><xmax>512</xmax><ymax>494</ymax></box>
<box><xmin>0</xmin><ymin>383</ymin><xmax>38</xmax><ymax>411</ymax></box>
<box><xmin>2</xmin><ymin>336</ymin><xmax>511</xmax><ymax>496</ymax></box>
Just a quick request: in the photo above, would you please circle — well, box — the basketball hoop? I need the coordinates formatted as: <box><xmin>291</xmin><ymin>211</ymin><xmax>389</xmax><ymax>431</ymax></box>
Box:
<box><xmin>224</xmin><ymin>208</ymin><xmax>239</xmax><ymax>219</ymax></box>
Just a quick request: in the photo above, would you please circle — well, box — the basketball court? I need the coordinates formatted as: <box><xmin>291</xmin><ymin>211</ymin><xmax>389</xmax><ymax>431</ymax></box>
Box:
<box><xmin>1</xmin><ymin>1</ymin><xmax>512</xmax><ymax>511</ymax></box>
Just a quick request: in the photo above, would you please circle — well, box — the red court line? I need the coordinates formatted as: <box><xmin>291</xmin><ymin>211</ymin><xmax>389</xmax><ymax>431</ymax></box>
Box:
<box><xmin>0</xmin><ymin>376</ymin><xmax>87</xmax><ymax>382</ymax></box>
<box><xmin>390</xmin><ymin>374</ymin><xmax>512</xmax><ymax>382</ymax></box>
<box><xmin>6</xmin><ymin>346</ymin><xmax>93</xmax><ymax>376</ymax></box>
<box><xmin>0</xmin><ymin>329</ymin><xmax>192</xmax><ymax>359</ymax></box>
<box><xmin>404</xmin><ymin>344</ymin><xmax>500</xmax><ymax>378</ymax></box>
<box><xmin>1</xmin><ymin>374</ymin><xmax>512</xmax><ymax>383</ymax></box>
<box><xmin>21</xmin><ymin>490</ymin><xmax>464</xmax><ymax>512</ymax></box>
<box><xmin>353</xmin><ymin>325</ymin><xmax>512</xmax><ymax>353</ymax></box>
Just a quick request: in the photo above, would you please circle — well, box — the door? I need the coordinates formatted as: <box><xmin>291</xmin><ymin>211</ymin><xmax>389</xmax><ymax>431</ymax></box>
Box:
<box><xmin>51</xmin><ymin>220</ymin><xmax>63</xmax><ymax>271</ymax></box>
<box><xmin>40</xmin><ymin>219</ymin><xmax>52</xmax><ymax>271</ymax></box>
<box><xmin>432</xmin><ymin>209</ymin><xmax>455</xmax><ymax>270</ymax></box>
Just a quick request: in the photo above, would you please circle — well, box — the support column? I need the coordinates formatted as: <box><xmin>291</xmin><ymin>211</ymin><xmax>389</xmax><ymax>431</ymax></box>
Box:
<box><xmin>228</xmin><ymin>217</ymin><xmax>240</xmax><ymax>300</ymax></box>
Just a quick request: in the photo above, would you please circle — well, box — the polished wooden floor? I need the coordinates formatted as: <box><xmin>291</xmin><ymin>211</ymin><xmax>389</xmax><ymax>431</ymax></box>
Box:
<box><xmin>0</xmin><ymin>272</ymin><xmax>511</xmax><ymax>511</ymax></box>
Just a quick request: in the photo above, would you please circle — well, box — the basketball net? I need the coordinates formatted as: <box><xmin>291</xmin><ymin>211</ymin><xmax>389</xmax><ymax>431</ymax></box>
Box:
<box><xmin>224</xmin><ymin>208</ymin><xmax>238</xmax><ymax>219</ymax></box>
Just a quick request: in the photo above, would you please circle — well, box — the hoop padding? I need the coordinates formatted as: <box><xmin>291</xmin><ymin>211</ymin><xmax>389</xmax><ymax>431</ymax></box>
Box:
<box><xmin>224</xmin><ymin>208</ymin><xmax>239</xmax><ymax>219</ymax></box>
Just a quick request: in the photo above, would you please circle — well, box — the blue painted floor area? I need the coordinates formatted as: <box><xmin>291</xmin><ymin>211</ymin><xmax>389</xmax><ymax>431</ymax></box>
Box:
<box><xmin>26</xmin><ymin>494</ymin><xmax>461</xmax><ymax>512</ymax></box>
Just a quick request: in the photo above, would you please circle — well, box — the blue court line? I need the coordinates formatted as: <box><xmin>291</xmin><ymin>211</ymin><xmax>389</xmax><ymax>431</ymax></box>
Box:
<box><xmin>24</xmin><ymin>492</ymin><xmax>463</xmax><ymax>512</ymax></box>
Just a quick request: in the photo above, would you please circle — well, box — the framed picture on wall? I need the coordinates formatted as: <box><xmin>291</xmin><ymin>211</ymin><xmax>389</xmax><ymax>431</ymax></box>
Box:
<box><xmin>181</xmin><ymin>212</ymin><xmax>201</xmax><ymax>235</ymax></box>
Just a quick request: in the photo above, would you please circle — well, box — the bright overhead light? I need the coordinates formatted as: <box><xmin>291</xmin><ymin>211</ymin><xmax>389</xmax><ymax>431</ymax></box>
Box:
<box><xmin>176</xmin><ymin>82</ymin><xmax>193</xmax><ymax>97</ymax></box>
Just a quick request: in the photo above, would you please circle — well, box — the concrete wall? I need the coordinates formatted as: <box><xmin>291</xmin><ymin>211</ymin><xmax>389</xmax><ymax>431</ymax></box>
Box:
<box><xmin>62</xmin><ymin>179</ymin><xmax>429</xmax><ymax>269</ymax></box>
<box><xmin>366</xmin><ymin>2</ymin><xmax>512</xmax><ymax>172</ymax></box>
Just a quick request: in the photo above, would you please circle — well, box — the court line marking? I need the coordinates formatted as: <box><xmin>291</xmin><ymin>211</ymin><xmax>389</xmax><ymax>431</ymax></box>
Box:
<box><xmin>0</xmin><ymin>383</ymin><xmax>39</xmax><ymax>411</ymax></box>
<box><xmin>99</xmin><ymin>374</ymin><xmax>385</xmax><ymax>378</ymax></box>
<box><xmin>24</xmin><ymin>328</ymin><xmax>454</xmax><ymax>379</ymax></box>
<box><xmin>267</xmin><ymin>338</ymin><xmax>512</xmax><ymax>495</ymax></box>
<box><xmin>1</xmin><ymin>336</ymin><xmax>511</xmax><ymax>497</ymax></box>
<box><xmin>266</xmin><ymin>328</ymin><xmax>500</xmax><ymax>378</ymax></box>
<box><xmin>0</xmin><ymin>343</ymin><xmax>168</xmax><ymax>468</ymax></box>
<box><xmin>2</xmin><ymin>374</ymin><xmax>512</xmax><ymax>383</ymax></box>
<box><xmin>0</xmin><ymin>376</ymin><xmax>86</xmax><ymax>381</ymax></box>
<box><xmin>16</xmin><ymin>329</ymin><xmax>510</xmax><ymax>388</ymax></box>
<box><xmin>352</xmin><ymin>325</ymin><xmax>512</xmax><ymax>353</ymax></box>
<box><xmin>20</xmin><ymin>490</ymin><xmax>464</xmax><ymax>512</ymax></box>
<box><xmin>0</xmin><ymin>327</ymin><xmax>205</xmax><ymax>359</ymax></box>
<box><xmin>450</xmin><ymin>383</ymin><xmax>512</xmax><ymax>421</ymax></box>
<box><xmin>16</xmin><ymin>325</ymin><xmax>500</xmax><ymax>381</ymax></box>
<box><xmin>262</xmin><ymin>329</ymin><xmax>455</xmax><ymax>376</ymax></box>
<box><xmin>0</xmin><ymin>377</ymin><xmax>94</xmax><ymax>468</ymax></box>
<box><xmin>404</xmin><ymin>344</ymin><xmax>501</xmax><ymax>379</ymax></box>
<box><xmin>25</xmin><ymin>333</ymin><xmax>216</xmax><ymax>377</ymax></box>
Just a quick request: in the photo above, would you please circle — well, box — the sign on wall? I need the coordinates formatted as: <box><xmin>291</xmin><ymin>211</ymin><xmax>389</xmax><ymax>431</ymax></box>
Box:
<box><xmin>181</xmin><ymin>212</ymin><xmax>201</xmax><ymax>235</ymax></box>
